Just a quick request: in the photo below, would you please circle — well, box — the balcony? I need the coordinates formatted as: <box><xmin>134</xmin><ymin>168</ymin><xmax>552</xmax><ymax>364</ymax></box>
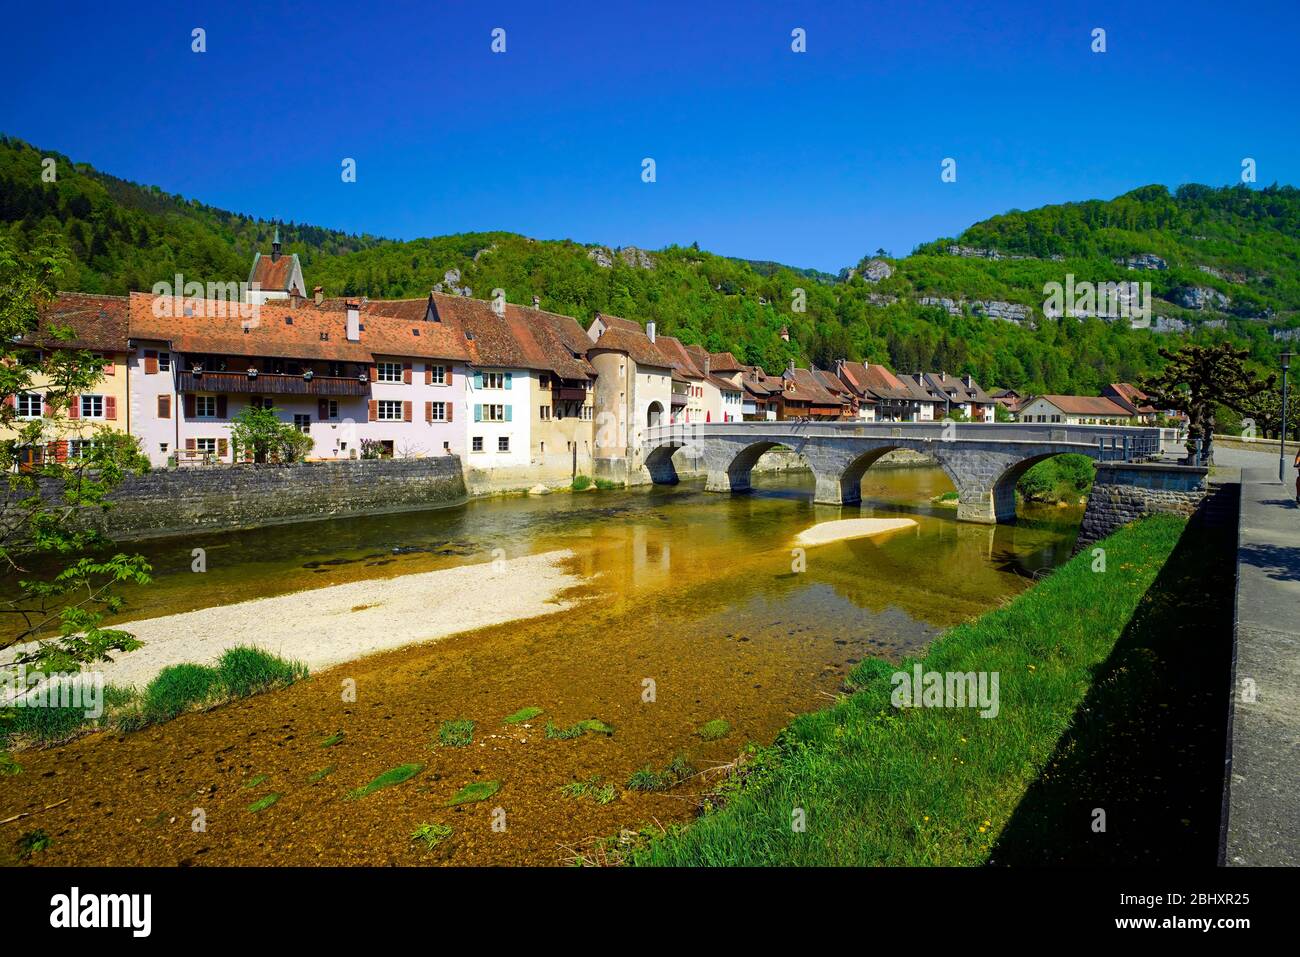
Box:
<box><xmin>176</xmin><ymin>371</ymin><xmax>370</xmax><ymax>397</ymax></box>
<box><xmin>670</xmin><ymin>393</ymin><xmax>688</xmax><ymax>408</ymax></box>
<box><xmin>551</xmin><ymin>385</ymin><xmax>587</xmax><ymax>403</ymax></box>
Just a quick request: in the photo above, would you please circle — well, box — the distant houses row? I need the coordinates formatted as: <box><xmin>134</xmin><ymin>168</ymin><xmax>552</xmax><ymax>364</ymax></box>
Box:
<box><xmin>3</xmin><ymin>237</ymin><xmax>1171</xmax><ymax>483</ymax></box>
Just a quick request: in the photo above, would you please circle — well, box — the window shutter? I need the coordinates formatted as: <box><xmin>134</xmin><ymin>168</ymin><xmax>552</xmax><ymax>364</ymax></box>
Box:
<box><xmin>504</xmin><ymin>405</ymin><xmax>512</xmax><ymax>422</ymax></box>
<box><xmin>52</xmin><ymin>440</ymin><xmax>68</xmax><ymax>463</ymax></box>
<box><xmin>474</xmin><ymin>371</ymin><xmax>483</xmax><ymax>389</ymax></box>
<box><xmin>216</xmin><ymin>395</ymin><xmax>228</xmax><ymax>418</ymax></box>
<box><xmin>403</xmin><ymin>400</ymin><xmax>412</xmax><ymax>422</ymax></box>
<box><xmin>184</xmin><ymin>394</ymin><xmax>196</xmax><ymax>418</ymax></box>
<box><xmin>43</xmin><ymin>397</ymin><xmax>53</xmax><ymax>416</ymax></box>
<box><xmin>318</xmin><ymin>399</ymin><xmax>328</xmax><ymax>420</ymax></box>
<box><xmin>424</xmin><ymin>401</ymin><xmax>433</xmax><ymax>423</ymax></box>
<box><xmin>158</xmin><ymin>395</ymin><xmax>171</xmax><ymax>418</ymax></box>
<box><xmin>403</xmin><ymin>362</ymin><xmax>412</xmax><ymax>384</ymax></box>
<box><xmin>217</xmin><ymin>438</ymin><xmax>228</xmax><ymax>458</ymax></box>
<box><xmin>368</xmin><ymin>400</ymin><xmax>378</xmax><ymax>422</ymax></box>
<box><xmin>369</xmin><ymin>364</ymin><xmax>378</xmax><ymax>382</ymax></box>
<box><xmin>445</xmin><ymin>401</ymin><xmax>453</xmax><ymax>422</ymax></box>
<box><xmin>446</xmin><ymin>366</ymin><xmax>454</xmax><ymax>386</ymax></box>
<box><xmin>144</xmin><ymin>350</ymin><xmax>158</xmax><ymax>374</ymax></box>
<box><xmin>424</xmin><ymin>365</ymin><xmax>432</xmax><ymax>385</ymax></box>
<box><xmin>185</xmin><ymin>438</ymin><xmax>196</xmax><ymax>451</ymax></box>
<box><xmin>2</xmin><ymin>395</ymin><xmax>11</xmax><ymax>408</ymax></box>
<box><xmin>104</xmin><ymin>396</ymin><xmax>117</xmax><ymax>420</ymax></box>
<box><xmin>68</xmin><ymin>396</ymin><xmax>80</xmax><ymax>419</ymax></box>
<box><xmin>103</xmin><ymin>355</ymin><xmax>115</xmax><ymax>375</ymax></box>
<box><xmin>504</xmin><ymin>372</ymin><xmax>512</xmax><ymax>390</ymax></box>
<box><xmin>474</xmin><ymin>404</ymin><xmax>482</xmax><ymax>423</ymax></box>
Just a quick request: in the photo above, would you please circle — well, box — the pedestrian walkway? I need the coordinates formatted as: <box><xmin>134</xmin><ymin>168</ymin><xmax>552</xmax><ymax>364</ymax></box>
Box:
<box><xmin>1223</xmin><ymin>467</ymin><xmax>1300</xmax><ymax>865</ymax></box>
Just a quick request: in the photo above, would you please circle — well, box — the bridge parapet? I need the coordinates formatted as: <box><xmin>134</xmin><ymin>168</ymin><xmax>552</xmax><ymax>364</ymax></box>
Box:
<box><xmin>640</xmin><ymin>421</ymin><xmax>1163</xmax><ymax>524</ymax></box>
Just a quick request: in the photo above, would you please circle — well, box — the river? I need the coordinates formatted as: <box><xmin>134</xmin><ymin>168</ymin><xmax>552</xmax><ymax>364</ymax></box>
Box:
<box><xmin>2</xmin><ymin>465</ymin><xmax>1084</xmax><ymax>866</ymax></box>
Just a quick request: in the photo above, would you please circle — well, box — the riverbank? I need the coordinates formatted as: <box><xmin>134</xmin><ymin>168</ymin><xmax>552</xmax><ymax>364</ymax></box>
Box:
<box><xmin>632</xmin><ymin>512</ymin><xmax>1234</xmax><ymax>866</ymax></box>
<box><xmin>2</xmin><ymin>550</ymin><xmax>585</xmax><ymax>691</ymax></box>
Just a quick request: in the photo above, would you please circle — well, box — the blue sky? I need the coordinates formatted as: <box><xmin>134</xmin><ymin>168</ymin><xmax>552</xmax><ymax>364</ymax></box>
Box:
<box><xmin>2</xmin><ymin>0</ymin><xmax>1296</xmax><ymax>272</ymax></box>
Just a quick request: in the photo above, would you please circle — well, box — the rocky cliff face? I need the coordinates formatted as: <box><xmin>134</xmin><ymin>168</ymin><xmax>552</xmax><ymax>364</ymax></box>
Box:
<box><xmin>1172</xmin><ymin>285</ymin><xmax>1231</xmax><ymax>310</ymax></box>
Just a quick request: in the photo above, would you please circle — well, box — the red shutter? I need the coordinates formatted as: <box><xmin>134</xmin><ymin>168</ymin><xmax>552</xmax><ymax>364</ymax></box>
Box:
<box><xmin>104</xmin><ymin>396</ymin><xmax>117</xmax><ymax>420</ymax></box>
<box><xmin>445</xmin><ymin>366</ymin><xmax>453</xmax><ymax>385</ymax></box>
<box><xmin>216</xmin><ymin>395</ymin><xmax>228</xmax><ymax>418</ymax></box>
<box><xmin>102</xmin><ymin>354</ymin><xmax>115</xmax><ymax>375</ymax></box>
<box><xmin>43</xmin><ymin>397</ymin><xmax>53</xmax><ymax>416</ymax></box>
<box><xmin>318</xmin><ymin>399</ymin><xmax>329</xmax><ymax>420</ymax></box>
<box><xmin>185</xmin><ymin>438</ymin><xmax>196</xmax><ymax>451</ymax></box>
<box><xmin>2</xmin><ymin>395</ymin><xmax>12</xmax><ymax>409</ymax></box>
<box><xmin>158</xmin><ymin>395</ymin><xmax>171</xmax><ymax>418</ymax></box>
<box><xmin>68</xmin><ymin>395</ymin><xmax>80</xmax><ymax>419</ymax></box>
<box><xmin>369</xmin><ymin>365</ymin><xmax>378</xmax><ymax>382</ymax></box>
<box><xmin>217</xmin><ymin>438</ymin><xmax>228</xmax><ymax>459</ymax></box>
<box><xmin>184</xmin><ymin>394</ymin><xmax>196</xmax><ymax>418</ymax></box>
<box><xmin>403</xmin><ymin>362</ymin><xmax>412</xmax><ymax>384</ymax></box>
<box><xmin>51</xmin><ymin>440</ymin><xmax>68</xmax><ymax>463</ymax></box>
<box><xmin>403</xmin><ymin>400</ymin><xmax>412</xmax><ymax>422</ymax></box>
<box><xmin>424</xmin><ymin>401</ymin><xmax>433</xmax><ymax>423</ymax></box>
<box><xmin>368</xmin><ymin>400</ymin><xmax>378</xmax><ymax>422</ymax></box>
<box><xmin>445</xmin><ymin>401</ymin><xmax>453</xmax><ymax>422</ymax></box>
<box><xmin>424</xmin><ymin>365</ymin><xmax>432</xmax><ymax>385</ymax></box>
<box><xmin>144</xmin><ymin>350</ymin><xmax>158</xmax><ymax>374</ymax></box>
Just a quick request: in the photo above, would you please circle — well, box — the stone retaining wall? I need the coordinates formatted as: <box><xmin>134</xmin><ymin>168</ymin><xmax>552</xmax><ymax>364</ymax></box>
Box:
<box><xmin>70</xmin><ymin>457</ymin><xmax>467</xmax><ymax>541</ymax></box>
<box><xmin>1076</xmin><ymin>463</ymin><xmax>1208</xmax><ymax>549</ymax></box>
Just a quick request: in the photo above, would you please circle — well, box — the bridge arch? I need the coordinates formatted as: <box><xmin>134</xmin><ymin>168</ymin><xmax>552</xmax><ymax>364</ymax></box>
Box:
<box><xmin>644</xmin><ymin>441</ymin><xmax>687</xmax><ymax>485</ymax></box>
<box><xmin>704</xmin><ymin>440</ymin><xmax>788</xmax><ymax>495</ymax></box>
<box><xmin>985</xmin><ymin>449</ymin><xmax>1097</xmax><ymax>524</ymax></box>
<box><xmin>833</xmin><ymin>444</ymin><xmax>962</xmax><ymax>507</ymax></box>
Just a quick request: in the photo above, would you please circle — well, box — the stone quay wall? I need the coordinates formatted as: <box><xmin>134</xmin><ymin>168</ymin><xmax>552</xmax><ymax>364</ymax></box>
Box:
<box><xmin>1076</xmin><ymin>463</ymin><xmax>1208</xmax><ymax>550</ymax></box>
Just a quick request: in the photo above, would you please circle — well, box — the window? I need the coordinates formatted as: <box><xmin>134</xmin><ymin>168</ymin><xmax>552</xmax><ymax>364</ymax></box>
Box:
<box><xmin>16</xmin><ymin>393</ymin><xmax>42</xmax><ymax>419</ymax></box>
<box><xmin>157</xmin><ymin>395</ymin><xmax>171</xmax><ymax>418</ymax></box>
<box><xmin>159</xmin><ymin>352</ymin><xmax>171</xmax><ymax>372</ymax></box>
<box><xmin>482</xmin><ymin>404</ymin><xmax>505</xmax><ymax>423</ymax></box>
<box><xmin>294</xmin><ymin>414</ymin><xmax>311</xmax><ymax>434</ymax></box>
<box><xmin>80</xmin><ymin>395</ymin><xmax>104</xmax><ymax>418</ymax></box>
<box><xmin>580</xmin><ymin>406</ymin><xmax>593</xmax><ymax>421</ymax></box>
<box><xmin>251</xmin><ymin>396</ymin><xmax>273</xmax><ymax>411</ymax></box>
<box><xmin>322</xmin><ymin>400</ymin><xmax>339</xmax><ymax>420</ymax></box>
<box><xmin>159</xmin><ymin>443</ymin><xmax>168</xmax><ymax>454</ymax></box>
<box><xmin>428</xmin><ymin>365</ymin><xmax>446</xmax><ymax>385</ymax></box>
<box><xmin>482</xmin><ymin>371</ymin><xmax>505</xmax><ymax>389</ymax></box>
<box><xmin>471</xmin><ymin>436</ymin><xmax>484</xmax><ymax>453</ymax></box>
<box><xmin>69</xmin><ymin>440</ymin><xmax>96</xmax><ymax>459</ymax></box>
<box><xmin>196</xmin><ymin>438</ymin><xmax>217</xmax><ymax>454</ymax></box>
<box><xmin>539</xmin><ymin>405</ymin><xmax>551</xmax><ymax>421</ymax></box>
<box><xmin>428</xmin><ymin>401</ymin><xmax>447</xmax><ymax>422</ymax></box>
<box><xmin>498</xmin><ymin>436</ymin><xmax>510</xmax><ymax>452</ymax></box>
<box><xmin>377</xmin><ymin>400</ymin><xmax>404</xmax><ymax>421</ymax></box>
<box><xmin>539</xmin><ymin>374</ymin><xmax>550</xmax><ymax>388</ymax></box>
<box><xmin>376</xmin><ymin>361</ymin><xmax>403</xmax><ymax>382</ymax></box>
<box><xmin>195</xmin><ymin>395</ymin><xmax>217</xmax><ymax>418</ymax></box>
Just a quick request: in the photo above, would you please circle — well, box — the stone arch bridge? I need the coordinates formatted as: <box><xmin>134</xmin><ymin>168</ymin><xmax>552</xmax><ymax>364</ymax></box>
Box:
<box><xmin>641</xmin><ymin>421</ymin><xmax>1162</xmax><ymax>524</ymax></box>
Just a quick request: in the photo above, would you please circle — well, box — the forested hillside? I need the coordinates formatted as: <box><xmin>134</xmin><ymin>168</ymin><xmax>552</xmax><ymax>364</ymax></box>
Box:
<box><xmin>2</xmin><ymin>134</ymin><xmax>1295</xmax><ymax>396</ymax></box>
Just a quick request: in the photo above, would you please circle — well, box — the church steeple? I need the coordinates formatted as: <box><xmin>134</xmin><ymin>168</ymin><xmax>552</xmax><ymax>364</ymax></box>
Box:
<box><xmin>271</xmin><ymin>225</ymin><xmax>282</xmax><ymax>263</ymax></box>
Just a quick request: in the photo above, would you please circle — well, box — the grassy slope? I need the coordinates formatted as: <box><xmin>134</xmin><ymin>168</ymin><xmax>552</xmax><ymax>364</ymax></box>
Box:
<box><xmin>633</xmin><ymin>514</ymin><xmax>1198</xmax><ymax>866</ymax></box>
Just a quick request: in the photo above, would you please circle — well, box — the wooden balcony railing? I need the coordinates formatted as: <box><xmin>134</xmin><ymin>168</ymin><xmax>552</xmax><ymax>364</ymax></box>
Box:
<box><xmin>176</xmin><ymin>371</ymin><xmax>370</xmax><ymax>397</ymax></box>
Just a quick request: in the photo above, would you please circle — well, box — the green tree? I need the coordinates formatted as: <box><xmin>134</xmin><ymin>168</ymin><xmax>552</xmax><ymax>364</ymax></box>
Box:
<box><xmin>1</xmin><ymin>238</ymin><xmax>152</xmax><ymax>672</ymax></box>
<box><xmin>228</xmin><ymin>406</ymin><xmax>313</xmax><ymax>463</ymax></box>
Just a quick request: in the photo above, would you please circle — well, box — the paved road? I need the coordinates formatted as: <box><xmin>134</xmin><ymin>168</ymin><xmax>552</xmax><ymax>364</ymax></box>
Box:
<box><xmin>1223</xmin><ymin>467</ymin><xmax>1300</xmax><ymax>866</ymax></box>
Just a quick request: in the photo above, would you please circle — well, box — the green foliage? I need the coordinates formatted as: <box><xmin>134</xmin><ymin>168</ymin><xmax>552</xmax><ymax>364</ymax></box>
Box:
<box><xmin>215</xmin><ymin>645</ymin><xmax>307</xmax><ymax>697</ymax></box>
<box><xmin>697</xmin><ymin>719</ymin><xmax>732</xmax><ymax>741</ymax></box>
<box><xmin>437</xmin><ymin>718</ymin><xmax>475</xmax><ymax>747</ymax></box>
<box><xmin>228</xmin><ymin>405</ymin><xmax>313</xmax><ymax>464</ymax></box>
<box><xmin>570</xmin><ymin>475</ymin><xmax>592</xmax><ymax>491</ymax></box>
<box><xmin>545</xmin><ymin>717</ymin><xmax>615</xmax><ymax>740</ymax></box>
<box><xmin>443</xmin><ymin>780</ymin><xmax>501</xmax><ymax>806</ymax></box>
<box><xmin>411</xmin><ymin>822</ymin><xmax>453</xmax><ymax>849</ymax></box>
<box><xmin>16</xmin><ymin>829</ymin><xmax>51</xmax><ymax>859</ymax></box>
<box><xmin>626</xmin><ymin>754</ymin><xmax>694</xmax><ymax>792</ymax></box>
<box><xmin>501</xmin><ymin>706</ymin><xmax>543</xmax><ymax>724</ymax></box>
<box><xmin>1017</xmin><ymin>454</ymin><xmax>1095</xmax><ymax>504</ymax></box>
<box><xmin>247</xmin><ymin>793</ymin><xmax>280</xmax><ymax>813</ymax></box>
<box><xmin>560</xmin><ymin>776</ymin><xmax>617</xmax><ymax>804</ymax></box>
<box><xmin>346</xmin><ymin>763</ymin><xmax>425</xmax><ymax>800</ymax></box>
<box><xmin>141</xmin><ymin>663</ymin><xmax>223</xmax><ymax>721</ymax></box>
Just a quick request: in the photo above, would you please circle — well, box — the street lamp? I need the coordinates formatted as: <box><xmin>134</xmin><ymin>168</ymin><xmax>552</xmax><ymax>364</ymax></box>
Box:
<box><xmin>1281</xmin><ymin>352</ymin><xmax>1293</xmax><ymax>483</ymax></box>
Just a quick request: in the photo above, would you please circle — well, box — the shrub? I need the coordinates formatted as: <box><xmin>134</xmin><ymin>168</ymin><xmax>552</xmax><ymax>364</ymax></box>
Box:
<box><xmin>216</xmin><ymin>646</ymin><xmax>306</xmax><ymax>698</ymax></box>
<box><xmin>571</xmin><ymin>475</ymin><xmax>592</xmax><ymax>491</ymax></box>
<box><xmin>141</xmin><ymin>663</ymin><xmax>222</xmax><ymax>721</ymax></box>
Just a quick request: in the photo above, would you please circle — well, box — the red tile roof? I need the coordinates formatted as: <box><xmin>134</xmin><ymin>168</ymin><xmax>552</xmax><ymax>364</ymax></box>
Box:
<box><xmin>1034</xmin><ymin>394</ymin><xmax>1134</xmax><ymax>417</ymax></box>
<box><xmin>27</xmin><ymin>292</ymin><xmax>130</xmax><ymax>352</ymax></box>
<box><xmin>588</xmin><ymin>325</ymin><xmax>673</xmax><ymax>369</ymax></box>
<box><xmin>1105</xmin><ymin>382</ymin><xmax>1157</xmax><ymax>414</ymax></box>
<box><xmin>249</xmin><ymin>253</ymin><xmax>299</xmax><ymax>293</ymax></box>
<box><xmin>708</xmin><ymin>351</ymin><xmax>744</xmax><ymax>373</ymax></box>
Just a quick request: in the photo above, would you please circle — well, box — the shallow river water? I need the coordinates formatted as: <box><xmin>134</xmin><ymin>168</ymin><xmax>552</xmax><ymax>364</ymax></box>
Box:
<box><xmin>2</xmin><ymin>467</ymin><xmax>1084</xmax><ymax>866</ymax></box>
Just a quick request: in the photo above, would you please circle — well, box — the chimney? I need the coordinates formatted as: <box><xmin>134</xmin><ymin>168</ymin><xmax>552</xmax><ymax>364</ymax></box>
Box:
<box><xmin>835</xmin><ymin>358</ymin><xmax>845</xmax><ymax>378</ymax></box>
<box><xmin>313</xmin><ymin>285</ymin><xmax>323</xmax><ymax>306</ymax></box>
<box><xmin>346</xmin><ymin>301</ymin><xmax>361</xmax><ymax>342</ymax></box>
<box><xmin>785</xmin><ymin>358</ymin><xmax>795</xmax><ymax>378</ymax></box>
<box><xmin>271</xmin><ymin>225</ymin><xmax>281</xmax><ymax>263</ymax></box>
<box><xmin>940</xmin><ymin>371</ymin><xmax>946</xmax><ymax>382</ymax></box>
<box><xmin>532</xmin><ymin>295</ymin><xmax>541</xmax><ymax>309</ymax></box>
<box><xmin>964</xmin><ymin>373</ymin><xmax>973</xmax><ymax>388</ymax></box>
<box><xmin>646</xmin><ymin>321</ymin><xmax>656</xmax><ymax>343</ymax></box>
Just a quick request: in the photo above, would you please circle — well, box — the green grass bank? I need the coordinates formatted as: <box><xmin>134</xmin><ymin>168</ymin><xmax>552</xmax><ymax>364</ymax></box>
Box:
<box><xmin>633</xmin><ymin>513</ymin><xmax>1230</xmax><ymax>866</ymax></box>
